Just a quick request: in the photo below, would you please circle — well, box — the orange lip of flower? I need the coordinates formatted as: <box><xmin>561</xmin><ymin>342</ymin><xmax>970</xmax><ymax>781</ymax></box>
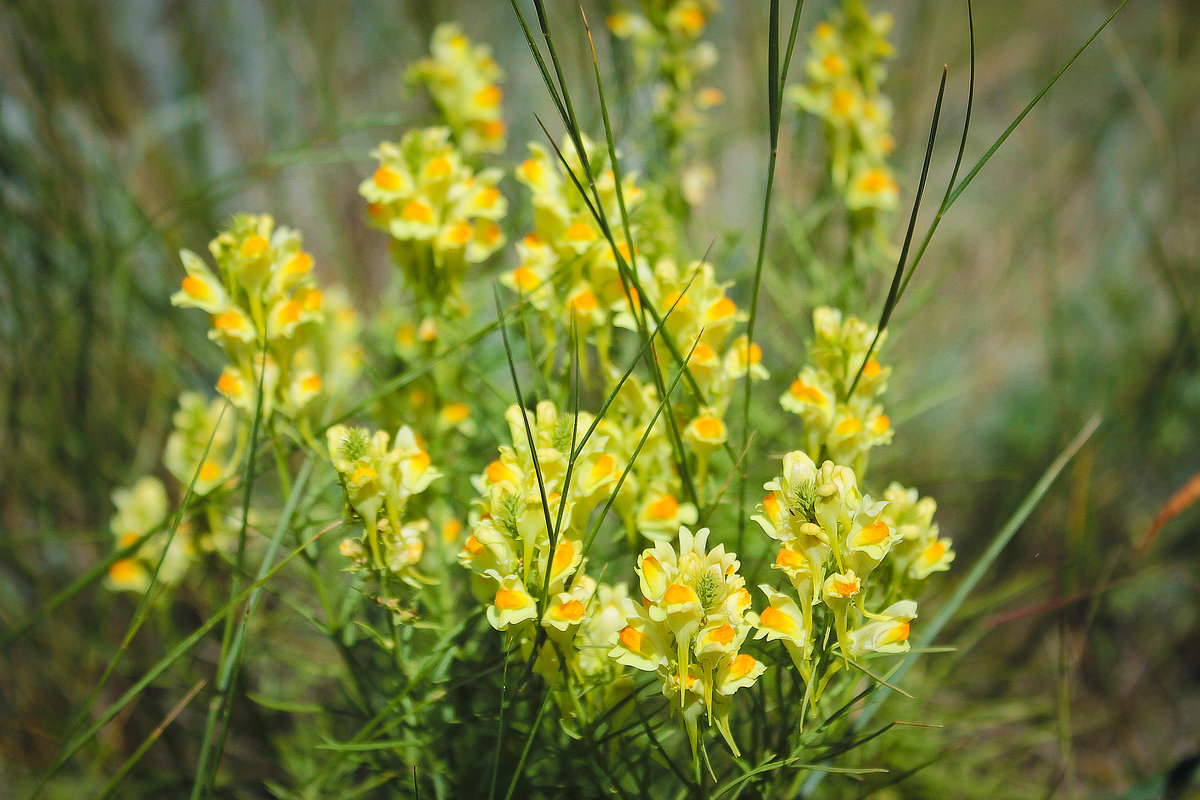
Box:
<box><xmin>835</xmin><ymin>416</ymin><xmax>863</xmax><ymax>436</ymax></box>
<box><xmin>640</xmin><ymin>553</ymin><xmax>662</xmax><ymax>584</ymax></box>
<box><xmin>570</xmin><ymin>290</ymin><xmax>598</xmax><ymax>313</ymax></box>
<box><xmin>198</xmin><ymin>461</ymin><xmax>221</xmax><ymax>483</ymax></box>
<box><xmin>662</xmin><ymin>583</ymin><xmax>697</xmax><ymax>607</ymax></box>
<box><xmin>217</xmin><ymin>372</ymin><xmax>241</xmax><ymax>396</ymax></box>
<box><xmin>279</xmin><ymin>300</ymin><xmax>302</xmax><ymax>324</ymax></box>
<box><xmin>693</xmin><ymin>416</ymin><xmax>724</xmax><ymax>439</ymax></box>
<box><xmin>351</xmin><ymin>465</ymin><xmax>377</xmax><ymax>484</ymax></box>
<box><xmin>776</xmin><ymin>548</ymin><xmax>806</xmax><ymax>569</ymax></box>
<box><xmin>494</xmin><ymin>587</ymin><xmax>527</xmax><ymax>611</ymax></box>
<box><xmin>373</xmin><ymin>166</ymin><xmax>402</xmax><ymax>191</ymax></box>
<box><xmin>109</xmin><ymin>559</ymin><xmax>141</xmax><ymax>584</ymax></box>
<box><xmin>485</xmin><ymin>460</ymin><xmax>515</xmax><ymax>484</ymax></box>
<box><xmin>872</xmin><ymin>414</ymin><xmax>891</xmax><ymax>434</ymax></box>
<box><xmin>441</xmin><ymin>402</ymin><xmax>469</xmax><ymax>424</ymax></box>
<box><xmin>760</xmin><ymin>605</ymin><xmax>795</xmax><ymax>633</ymax></box>
<box><xmin>551</xmin><ymin>540</ymin><xmax>576</xmax><ymax>575</ymax></box>
<box><xmin>857</xmin><ymin>520</ymin><xmax>891</xmax><ymax>546</ymax></box>
<box><xmin>554</xmin><ymin>600</ymin><xmax>585</xmax><ymax>622</ymax></box>
<box><xmin>691</xmin><ymin>342</ymin><xmax>717</xmax><ymax>363</ymax></box>
<box><xmin>729</xmin><ymin>653</ymin><xmax>757</xmax><ymax>679</ymax></box>
<box><xmin>565</xmin><ymin>222</ymin><xmax>595</xmax><ymax>242</ymax></box>
<box><xmin>477</xmin><ymin>186</ymin><xmax>501</xmax><ymax>208</ymax></box>
<box><xmin>619</xmin><ymin>624</ymin><xmax>647</xmax><ymax>653</ymax></box>
<box><xmin>923</xmin><ymin>540</ymin><xmax>947</xmax><ymax>562</ymax></box>
<box><xmin>401</xmin><ymin>200</ymin><xmax>434</xmax><ymax>224</ymax></box>
<box><xmin>445</xmin><ymin>222</ymin><xmax>471</xmax><ymax>245</ymax></box>
<box><xmin>739</xmin><ymin>341</ymin><xmax>763</xmax><ymax>364</ymax></box>
<box><xmin>790</xmin><ymin>380</ymin><xmax>826</xmax><ymax>405</ymax></box>
<box><xmin>859</xmin><ymin>169</ymin><xmax>895</xmax><ymax>194</ymax></box>
<box><xmin>676</xmin><ymin>8</ymin><xmax>705</xmax><ymax>34</ymax></box>
<box><xmin>707</xmin><ymin>623</ymin><xmax>735</xmax><ymax>646</ymax></box>
<box><xmin>832</xmin><ymin>576</ymin><xmax>861</xmax><ymax>598</ymax></box>
<box><xmin>645</xmin><ymin>494</ymin><xmax>679</xmax><ymax>521</ymax></box>
<box><xmin>426</xmin><ymin>156</ymin><xmax>452</xmax><ymax>178</ymax></box>
<box><xmin>473</xmin><ymin>85</ymin><xmax>502</xmax><ymax>108</ymax></box>
<box><xmin>663</xmin><ymin>291</ymin><xmax>689</xmax><ymax>310</ymax></box>
<box><xmin>215</xmin><ymin>311</ymin><xmax>243</xmax><ymax>331</ymax></box>
<box><xmin>481</xmin><ymin>119</ymin><xmax>506</xmax><ymax>140</ymax></box>
<box><xmin>285</xmin><ymin>251</ymin><xmax>313</xmax><ymax>275</ymax></box>
<box><xmin>763</xmin><ymin>493</ymin><xmax>781</xmax><ymax>519</ymax></box>
<box><xmin>831</xmin><ymin>89</ymin><xmax>855</xmax><ymax>116</ymax></box>
<box><xmin>705</xmin><ymin>297</ymin><xmax>736</xmax><ymax>321</ymax></box>
<box><xmin>239</xmin><ymin>234</ymin><xmax>269</xmax><ymax>258</ymax></box>
<box><xmin>520</xmin><ymin>159</ymin><xmax>542</xmax><ymax>182</ymax></box>
<box><xmin>883</xmin><ymin>620</ymin><xmax>911</xmax><ymax>645</ymax></box>
<box><xmin>589</xmin><ymin>454</ymin><xmax>614</xmax><ymax>481</ymax></box>
<box><xmin>460</xmin><ymin>534</ymin><xmax>482</xmax><ymax>557</ymax></box>
<box><xmin>181</xmin><ymin>275</ymin><xmax>209</xmax><ymax>300</ymax></box>
<box><xmin>511</xmin><ymin>266</ymin><xmax>540</xmax><ymax>291</ymax></box>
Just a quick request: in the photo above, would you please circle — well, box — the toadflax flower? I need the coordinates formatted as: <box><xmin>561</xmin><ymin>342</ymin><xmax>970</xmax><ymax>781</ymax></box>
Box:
<box><xmin>610</xmin><ymin>526</ymin><xmax>763</xmax><ymax>756</ymax></box>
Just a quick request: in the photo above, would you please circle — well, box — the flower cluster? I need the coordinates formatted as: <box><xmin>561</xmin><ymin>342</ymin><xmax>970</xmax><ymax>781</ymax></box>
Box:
<box><xmin>106</xmin><ymin>476</ymin><xmax>182</xmax><ymax>593</ymax></box>
<box><xmin>361</xmin><ymin>126</ymin><xmax>505</xmax><ymax>314</ymax></box>
<box><xmin>788</xmin><ymin>2</ymin><xmax>898</xmax><ymax>214</ymax></box>
<box><xmin>171</xmin><ymin>214</ymin><xmax>345</xmax><ymax>426</ymax></box>
<box><xmin>327</xmin><ymin>423</ymin><xmax>441</xmax><ymax>582</ymax></box>
<box><xmin>753</xmin><ymin>451</ymin><xmax>932</xmax><ymax>683</ymax></box>
<box><xmin>408</xmin><ymin>23</ymin><xmax>506</xmax><ymax>156</ymax></box>
<box><xmin>506</xmin><ymin>136</ymin><xmax>657</xmax><ymax>361</ymax></box>
<box><xmin>879</xmin><ymin>482</ymin><xmax>956</xmax><ymax>583</ymax></box>
<box><xmin>594</xmin><ymin>374</ymin><xmax>698</xmax><ymax>547</ymax></box>
<box><xmin>107</xmin><ymin>392</ymin><xmax>242</xmax><ymax>593</ymax></box>
<box><xmin>610</xmin><ymin>526</ymin><xmax>763</xmax><ymax>756</ymax></box>
<box><xmin>780</xmin><ymin>306</ymin><xmax>892</xmax><ymax>475</ymax></box>
<box><xmin>617</xmin><ymin>258</ymin><xmax>769</xmax><ymax>496</ymax></box>
<box><xmin>608</xmin><ymin>1</ymin><xmax>723</xmax><ymax>208</ymax></box>
<box><xmin>457</xmin><ymin>401</ymin><xmax>631</xmax><ymax>713</ymax></box>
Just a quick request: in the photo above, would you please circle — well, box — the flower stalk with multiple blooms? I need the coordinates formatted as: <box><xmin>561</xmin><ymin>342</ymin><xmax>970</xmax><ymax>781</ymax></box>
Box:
<box><xmin>104</xmin><ymin>6</ymin><xmax>962</xmax><ymax>793</ymax></box>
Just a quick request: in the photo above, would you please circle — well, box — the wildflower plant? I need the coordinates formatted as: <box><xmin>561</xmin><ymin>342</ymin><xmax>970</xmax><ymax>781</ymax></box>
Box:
<box><xmin>61</xmin><ymin>2</ymin><xmax>1127</xmax><ymax>797</ymax></box>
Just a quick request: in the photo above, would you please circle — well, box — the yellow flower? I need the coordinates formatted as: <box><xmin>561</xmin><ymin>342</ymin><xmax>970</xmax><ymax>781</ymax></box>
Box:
<box><xmin>485</xmin><ymin>572</ymin><xmax>539</xmax><ymax>630</ymax></box>
<box><xmin>409</xmin><ymin>24</ymin><xmax>507</xmax><ymax>155</ymax></box>
<box><xmin>849</xmin><ymin>600</ymin><xmax>917</xmax><ymax>658</ymax></box>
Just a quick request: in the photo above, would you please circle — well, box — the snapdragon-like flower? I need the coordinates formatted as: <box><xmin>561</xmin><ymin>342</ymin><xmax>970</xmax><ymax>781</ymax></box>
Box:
<box><xmin>409</xmin><ymin>23</ymin><xmax>506</xmax><ymax>155</ymax></box>
<box><xmin>880</xmin><ymin>482</ymin><xmax>956</xmax><ymax>581</ymax></box>
<box><xmin>459</xmin><ymin>400</ymin><xmax>637</xmax><ymax>722</ymax></box>
<box><xmin>787</xmin><ymin>5</ymin><xmax>897</xmax><ymax>203</ymax></box>
<box><xmin>361</xmin><ymin>127</ymin><xmax>505</xmax><ymax>312</ymax></box>
<box><xmin>162</xmin><ymin>392</ymin><xmax>236</xmax><ymax>497</ymax></box>
<box><xmin>106</xmin><ymin>476</ymin><xmax>179</xmax><ymax>593</ymax></box>
<box><xmin>610</xmin><ymin>526</ymin><xmax>763</xmax><ymax>756</ymax></box>
<box><xmin>171</xmin><ymin>214</ymin><xmax>343</xmax><ymax>425</ymax></box>
<box><xmin>327</xmin><ymin>423</ymin><xmax>441</xmax><ymax>581</ymax></box>
<box><xmin>755</xmin><ymin>449</ymin><xmax>923</xmax><ymax>675</ymax></box>
<box><xmin>780</xmin><ymin>307</ymin><xmax>892</xmax><ymax>473</ymax></box>
<box><xmin>460</xmin><ymin>401</ymin><xmax>613</xmax><ymax>627</ymax></box>
<box><xmin>608</xmin><ymin>1</ymin><xmax>722</xmax><ymax>208</ymax></box>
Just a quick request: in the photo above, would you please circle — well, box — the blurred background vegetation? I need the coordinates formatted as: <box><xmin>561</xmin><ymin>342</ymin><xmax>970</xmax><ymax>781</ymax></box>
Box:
<box><xmin>2</xmin><ymin>0</ymin><xmax>1198</xmax><ymax>797</ymax></box>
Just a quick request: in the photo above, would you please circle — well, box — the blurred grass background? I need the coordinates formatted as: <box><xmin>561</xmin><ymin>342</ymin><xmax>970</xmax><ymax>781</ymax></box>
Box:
<box><xmin>1</xmin><ymin>0</ymin><xmax>1198</xmax><ymax>796</ymax></box>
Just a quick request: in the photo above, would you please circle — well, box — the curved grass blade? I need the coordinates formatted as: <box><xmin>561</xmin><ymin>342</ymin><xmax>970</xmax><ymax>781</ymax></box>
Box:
<box><xmin>737</xmin><ymin>0</ymin><xmax>806</xmax><ymax>552</ymax></box>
